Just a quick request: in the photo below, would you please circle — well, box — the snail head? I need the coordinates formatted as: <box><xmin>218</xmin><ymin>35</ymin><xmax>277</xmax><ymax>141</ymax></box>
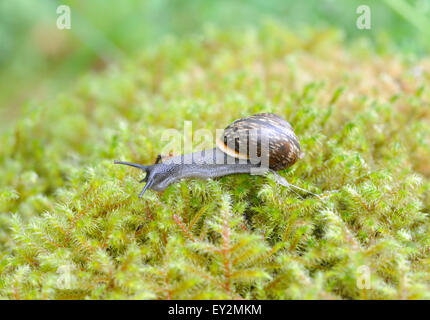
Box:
<box><xmin>114</xmin><ymin>161</ymin><xmax>157</xmax><ymax>198</ymax></box>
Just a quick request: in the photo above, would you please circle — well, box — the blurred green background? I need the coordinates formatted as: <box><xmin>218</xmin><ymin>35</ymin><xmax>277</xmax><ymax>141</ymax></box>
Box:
<box><xmin>0</xmin><ymin>0</ymin><xmax>429</xmax><ymax>130</ymax></box>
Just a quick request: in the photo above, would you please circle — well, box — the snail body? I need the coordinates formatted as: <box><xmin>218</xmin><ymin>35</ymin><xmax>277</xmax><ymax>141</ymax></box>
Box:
<box><xmin>115</xmin><ymin>113</ymin><xmax>302</xmax><ymax>197</ymax></box>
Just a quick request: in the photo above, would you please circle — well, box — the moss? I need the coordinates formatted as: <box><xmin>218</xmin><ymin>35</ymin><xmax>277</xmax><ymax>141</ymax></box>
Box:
<box><xmin>1</xmin><ymin>23</ymin><xmax>430</xmax><ymax>299</ymax></box>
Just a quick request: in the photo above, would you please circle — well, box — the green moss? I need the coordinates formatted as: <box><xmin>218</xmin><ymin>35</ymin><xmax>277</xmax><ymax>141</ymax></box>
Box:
<box><xmin>1</xmin><ymin>23</ymin><xmax>430</xmax><ymax>299</ymax></box>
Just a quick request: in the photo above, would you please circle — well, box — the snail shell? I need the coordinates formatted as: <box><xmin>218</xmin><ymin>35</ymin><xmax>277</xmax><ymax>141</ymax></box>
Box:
<box><xmin>216</xmin><ymin>113</ymin><xmax>302</xmax><ymax>170</ymax></box>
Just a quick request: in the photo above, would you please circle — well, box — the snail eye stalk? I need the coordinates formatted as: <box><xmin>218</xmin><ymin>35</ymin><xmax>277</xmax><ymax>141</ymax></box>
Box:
<box><xmin>139</xmin><ymin>180</ymin><xmax>153</xmax><ymax>198</ymax></box>
<box><xmin>114</xmin><ymin>161</ymin><xmax>148</xmax><ymax>170</ymax></box>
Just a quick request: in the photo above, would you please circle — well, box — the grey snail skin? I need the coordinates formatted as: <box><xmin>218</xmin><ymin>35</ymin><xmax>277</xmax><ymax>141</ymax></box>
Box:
<box><xmin>115</xmin><ymin>113</ymin><xmax>305</xmax><ymax>198</ymax></box>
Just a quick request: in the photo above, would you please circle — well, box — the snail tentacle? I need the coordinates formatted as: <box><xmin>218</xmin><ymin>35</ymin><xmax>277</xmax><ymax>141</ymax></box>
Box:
<box><xmin>114</xmin><ymin>161</ymin><xmax>149</xmax><ymax>170</ymax></box>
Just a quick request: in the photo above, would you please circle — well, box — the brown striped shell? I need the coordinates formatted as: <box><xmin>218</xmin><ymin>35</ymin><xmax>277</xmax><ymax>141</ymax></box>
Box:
<box><xmin>216</xmin><ymin>113</ymin><xmax>302</xmax><ymax>170</ymax></box>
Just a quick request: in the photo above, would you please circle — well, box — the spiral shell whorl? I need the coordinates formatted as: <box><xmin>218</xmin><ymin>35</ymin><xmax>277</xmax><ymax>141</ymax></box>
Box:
<box><xmin>217</xmin><ymin>113</ymin><xmax>301</xmax><ymax>171</ymax></box>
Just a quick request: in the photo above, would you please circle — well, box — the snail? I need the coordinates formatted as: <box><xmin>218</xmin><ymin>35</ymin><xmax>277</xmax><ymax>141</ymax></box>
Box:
<box><xmin>115</xmin><ymin>113</ymin><xmax>308</xmax><ymax>198</ymax></box>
